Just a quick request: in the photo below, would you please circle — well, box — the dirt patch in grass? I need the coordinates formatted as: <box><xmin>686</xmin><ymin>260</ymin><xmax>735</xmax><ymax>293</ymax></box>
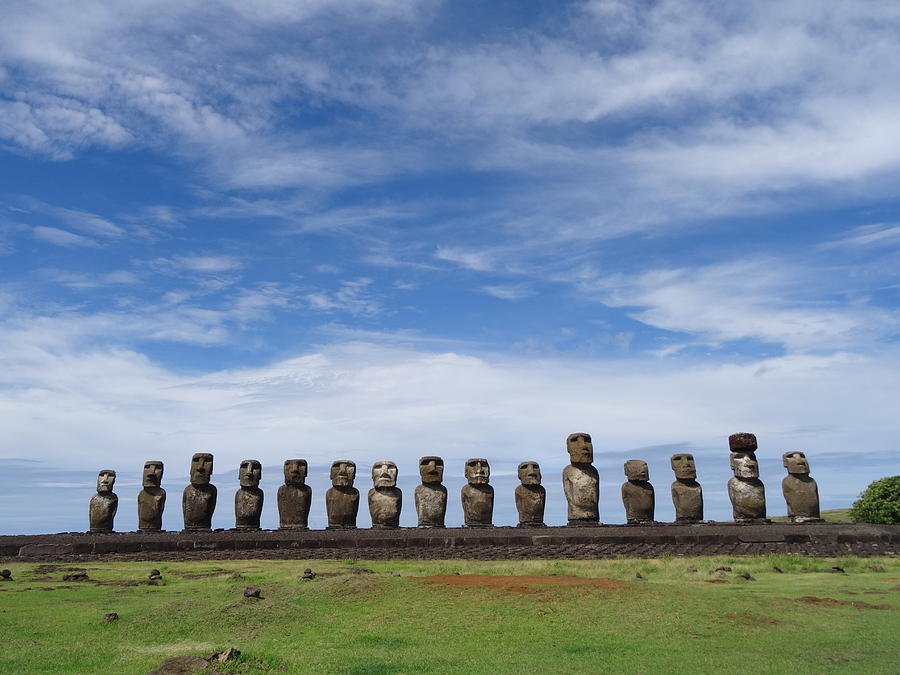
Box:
<box><xmin>417</xmin><ymin>574</ymin><xmax>628</xmax><ymax>595</ymax></box>
<box><xmin>793</xmin><ymin>596</ymin><xmax>890</xmax><ymax>610</ymax></box>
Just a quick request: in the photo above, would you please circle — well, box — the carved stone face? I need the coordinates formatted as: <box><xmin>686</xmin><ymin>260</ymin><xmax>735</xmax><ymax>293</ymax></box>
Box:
<box><xmin>729</xmin><ymin>432</ymin><xmax>758</xmax><ymax>452</ymax></box>
<box><xmin>96</xmin><ymin>470</ymin><xmax>116</xmax><ymax>493</ymax></box>
<box><xmin>730</xmin><ymin>452</ymin><xmax>759</xmax><ymax>479</ymax></box>
<box><xmin>142</xmin><ymin>461</ymin><xmax>163</xmax><ymax>488</ymax></box>
<box><xmin>190</xmin><ymin>453</ymin><xmax>213</xmax><ymax>485</ymax></box>
<box><xmin>670</xmin><ymin>453</ymin><xmax>696</xmax><ymax>480</ymax></box>
<box><xmin>465</xmin><ymin>458</ymin><xmax>490</xmax><ymax>485</ymax></box>
<box><xmin>372</xmin><ymin>461</ymin><xmax>398</xmax><ymax>487</ymax></box>
<box><xmin>518</xmin><ymin>461</ymin><xmax>542</xmax><ymax>486</ymax></box>
<box><xmin>330</xmin><ymin>460</ymin><xmax>356</xmax><ymax>487</ymax></box>
<box><xmin>239</xmin><ymin>459</ymin><xmax>262</xmax><ymax>488</ymax></box>
<box><xmin>566</xmin><ymin>433</ymin><xmax>593</xmax><ymax>464</ymax></box>
<box><xmin>624</xmin><ymin>459</ymin><xmax>649</xmax><ymax>481</ymax></box>
<box><xmin>283</xmin><ymin>459</ymin><xmax>308</xmax><ymax>486</ymax></box>
<box><xmin>419</xmin><ymin>456</ymin><xmax>444</xmax><ymax>484</ymax></box>
<box><xmin>783</xmin><ymin>451</ymin><xmax>809</xmax><ymax>475</ymax></box>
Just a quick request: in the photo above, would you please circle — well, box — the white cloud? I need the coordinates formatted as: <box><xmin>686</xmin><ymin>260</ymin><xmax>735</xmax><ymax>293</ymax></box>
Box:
<box><xmin>435</xmin><ymin>246</ymin><xmax>494</xmax><ymax>272</ymax></box>
<box><xmin>821</xmin><ymin>222</ymin><xmax>900</xmax><ymax>250</ymax></box>
<box><xmin>174</xmin><ymin>255</ymin><xmax>243</xmax><ymax>273</ymax></box>
<box><xmin>31</xmin><ymin>225</ymin><xmax>98</xmax><ymax>247</ymax></box>
<box><xmin>480</xmin><ymin>284</ymin><xmax>532</xmax><ymax>301</ymax></box>
<box><xmin>306</xmin><ymin>278</ymin><xmax>381</xmax><ymax>316</ymax></box>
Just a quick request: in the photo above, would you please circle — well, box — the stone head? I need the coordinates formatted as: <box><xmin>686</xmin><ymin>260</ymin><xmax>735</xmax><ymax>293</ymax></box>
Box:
<box><xmin>465</xmin><ymin>458</ymin><xmax>490</xmax><ymax>485</ymax></box>
<box><xmin>566</xmin><ymin>432</ymin><xmax>594</xmax><ymax>464</ymax></box>
<box><xmin>372</xmin><ymin>460</ymin><xmax>398</xmax><ymax>488</ymax></box>
<box><xmin>518</xmin><ymin>461</ymin><xmax>542</xmax><ymax>486</ymax></box>
<box><xmin>142</xmin><ymin>461</ymin><xmax>164</xmax><ymax>488</ymax></box>
<box><xmin>239</xmin><ymin>459</ymin><xmax>262</xmax><ymax>488</ymax></box>
<box><xmin>624</xmin><ymin>459</ymin><xmax>649</xmax><ymax>481</ymax></box>
<box><xmin>283</xmin><ymin>459</ymin><xmax>308</xmax><ymax>486</ymax></box>
<box><xmin>729</xmin><ymin>432</ymin><xmax>758</xmax><ymax>453</ymax></box>
<box><xmin>330</xmin><ymin>460</ymin><xmax>356</xmax><ymax>487</ymax></box>
<box><xmin>730</xmin><ymin>451</ymin><xmax>759</xmax><ymax>479</ymax></box>
<box><xmin>782</xmin><ymin>451</ymin><xmax>809</xmax><ymax>475</ymax></box>
<box><xmin>419</xmin><ymin>456</ymin><xmax>444</xmax><ymax>484</ymax></box>
<box><xmin>189</xmin><ymin>453</ymin><xmax>214</xmax><ymax>485</ymax></box>
<box><xmin>670</xmin><ymin>453</ymin><xmax>696</xmax><ymax>480</ymax></box>
<box><xmin>96</xmin><ymin>469</ymin><xmax>116</xmax><ymax>493</ymax></box>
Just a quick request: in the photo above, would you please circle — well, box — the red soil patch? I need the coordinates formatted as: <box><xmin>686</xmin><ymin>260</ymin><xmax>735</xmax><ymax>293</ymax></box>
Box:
<box><xmin>793</xmin><ymin>596</ymin><xmax>889</xmax><ymax>610</ymax></box>
<box><xmin>418</xmin><ymin>574</ymin><xmax>627</xmax><ymax>595</ymax></box>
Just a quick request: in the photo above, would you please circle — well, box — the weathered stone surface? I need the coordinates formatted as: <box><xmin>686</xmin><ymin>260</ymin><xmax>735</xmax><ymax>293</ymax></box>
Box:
<box><xmin>622</xmin><ymin>460</ymin><xmax>655</xmax><ymax>524</ymax></box>
<box><xmin>368</xmin><ymin>461</ymin><xmax>402</xmax><ymax>528</ymax></box>
<box><xmin>103</xmin><ymin>612</ymin><xmax>118</xmax><ymax>622</ymax></box>
<box><xmin>782</xmin><ymin>451</ymin><xmax>822</xmax><ymax>522</ymax></box>
<box><xmin>182</xmin><ymin>453</ymin><xmax>217</xmax><ymax>531</ymax></box>
<box><xmin>234</xmin><ymin>459</ymin><xmax>263</xmax><ymax>530</ymax></box>
<box><xmin>728</xmin><ymin>449</ymin><xmax>766</xmax><ymax>521</ymax></box>
<box><xmin>562</xmin><ymin>433</ymin><xmax>600</xmax><ymax>525</ymax></box>
<box><xmin>515</xmin><ymin>461</ymin><xmax>546</xmax><ymax>527</ymax></box>
<box><xmin>243</xmin><ymin>586</ymin><xmax>261</xmax><ymax>598</ymax></box>
<box><xmin>670</xmin><ymin>453</ymin><xmax>703</xmax><ymax>522</ymax></box>
<box><xmin>326</xmin><ymin>460</ymin><xmax>359</xmax><ymax>529</ymax></box>
<box><xmin>0</xmin><ymin>569</ymin><xmax>11</xmax><ymax>581</ymax></box>
<box><xmin>89</xmin><ymin>469</ymin><xmax>118</xmax><ymax>533</ymax></box>
<box><xmin>278</xmin><ymin>459</ymin><xmax>312</xmax><ymax>530</ymax></box>
<box><xmin>415</xmin><ymin>456</ymin><xmax>447</xmax><ymax>528</ymax></box>
<box><xmin>461</xmin><ymin>458</ymin><xmax>493</xmax><ymax>527</ymax></box>
<box><xmin>138</xmin><ymin>461</ymin><xmax>166</xmax><ymax>532</ymax></box>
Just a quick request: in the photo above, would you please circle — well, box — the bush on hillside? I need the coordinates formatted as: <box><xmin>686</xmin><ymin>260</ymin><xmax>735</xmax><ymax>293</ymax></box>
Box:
<box><xmin>849</xmin><ymin>476</ymin><xmax>900</xmax><ymax>525</ymax></box>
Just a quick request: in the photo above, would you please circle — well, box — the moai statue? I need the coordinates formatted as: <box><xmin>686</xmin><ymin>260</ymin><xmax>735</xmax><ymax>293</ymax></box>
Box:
<box><xmin>369</xmin><ymin>461</ymin><xmax>402</xmax><ymax>528</ymax></box>
<box><xmin>137</xmin><ymin>461</ymin><xmax>166</xmax><ymax>532</ymax></box>
<box><xmin>621</xmin><ymin>460</ymin><xmax>655</xmax><ymax>524</ymax></box>
<box><xmin>326</xmin><ymin>460</ymin><xmax>359</xmax><ymax>529</ymax></box>
<box><xmin>727</xmin><ymin>433</ymin><xmax>767</xmax><ymax>522</ymax></box>
<box><xmin>515</xmin><ymin>461</ymin><xmax>546</xmax><ymax>527</ymax></box>
<box><xmin>670</xmin><ymin>453</ymin><xmax>703</xmax><ymax>523</ymax></box>
<box><xmin>562</xmin><ymin>432</ymin><xmax>600</xmax><ymax>526</ymax></box>
<box><xmin>461</xmin><ymin>458</ymin><xmax>493</xmax><ymax>527</ymax></box>
<box><xmin>89</xmin><ymin>469</ymin><xmax>118</xmax><ymax>532</ymax></box>
<box><xmin>234</xmin><ymin>459</ymin><xmax>263</xmax><ymax>530</ymax></box>
<box><xmin>415</xmin><ymin>456</ymin><xmax>447</xmax><ymax>528</ymax></box>
<box><xmin>183</xmin><ymin>452</ymin><xmax>217</xmax><ymax>531</ymax></box>
<box><xmin>782</xmin><ymin>451</ymin><xmax>822</xmax><ymax>523</ymax></box>
<box><xmin>278</xmin><ymin>459</ymin><xmax>312</xmax><ymax>530</ymax></box>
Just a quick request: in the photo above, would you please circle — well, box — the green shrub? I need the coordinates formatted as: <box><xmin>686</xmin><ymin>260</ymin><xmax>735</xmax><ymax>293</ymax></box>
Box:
<box><xmin>849</xmin><ymin>476</ymin><xmax>900</xmax><ymax>524</ymax></box>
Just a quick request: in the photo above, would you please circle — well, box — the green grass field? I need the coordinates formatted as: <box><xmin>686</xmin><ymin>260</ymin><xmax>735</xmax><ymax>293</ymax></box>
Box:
<box><xmin>1</xmin><ymin>555</ymin><xmax>898</xmax><ymax>673</ymax></box>
<box><xmin>771</xmin><ymin>508</ymin><xmax>852</xmax><ymax>523</ymax></box>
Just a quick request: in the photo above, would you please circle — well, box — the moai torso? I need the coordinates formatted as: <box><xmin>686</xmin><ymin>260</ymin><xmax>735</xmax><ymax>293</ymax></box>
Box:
<box><xmin>671</xmin><ymin>480</ymin><xmax>703</xmax><ymax>522</ymax></box>
<box><xmin>326</xmin><ymin>460</ymin><xmax>359</xmax><ymax>529</ymax></box>
<box><xmin>90</xmin><ymin>470</ymin><xmax>117</xmax><ymax>532</ymax></box>
<box><xmin>782</xmin><ymin>451</ymin><xmax>821</xmax><ymax>522</ymax></box>
<box><xmin>278</xmin><ymin>459</ymin><xmax>311</xmax><ymax>530</ymax></box>
<box><xmin>138</xmin><ymin>488</ymin><xmax>166</xmax><ymax>531</ymax></box>
<box><xmin>369</xmin><ymin>488</ymin><xmax>402</xmax><ymax>528</ymax></box>
<box><xmin>138</xmin><ymin>461</ymin><xmax>166</xmax><ymax>531</ymax></box>
<box><xmin>415</xmin><ymin>456</ymin><xmax>447</xmax><ymax>528</ymax></box>
<box><xmin>462</xmin><ymin>458</ymin><xmax>493</xmax><ymax>527</ymax></box>
<box><xmin>183</xmin><ymin>453</ymin><xmax>217</xmax><ymax>531</ymax></box>
<box><xmin>516</xmin><ymin>461</ymin><xmax>546</xmax><ymax>526</ymax></box>
<box><xmin>563</xmin><ymin>433</ymin><xmax>600</xmax><ymax>524</ymax></box>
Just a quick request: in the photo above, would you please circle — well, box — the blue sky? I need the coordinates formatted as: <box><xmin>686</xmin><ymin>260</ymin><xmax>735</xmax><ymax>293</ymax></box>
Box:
<box><xmin>1</xmin><ymin>1</ymin><xmax>899</xmax><ymax>534</ymax></box>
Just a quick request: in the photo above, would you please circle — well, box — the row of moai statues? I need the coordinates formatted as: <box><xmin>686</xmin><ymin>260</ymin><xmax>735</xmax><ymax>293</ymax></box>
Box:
<box><xmin>88</xmin><ymin>432</ymin><xmax>822</xmax><ymax>532</ymax></box>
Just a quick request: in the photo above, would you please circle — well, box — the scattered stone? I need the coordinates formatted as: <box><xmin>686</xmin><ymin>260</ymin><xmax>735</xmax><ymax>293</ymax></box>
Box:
<box><xmin>391</xmin><ymin>572</ymin><xmax>401</xmax><ymax>577</ymax></box>
<box><xmin>301</xmin><ymin>568</ymin><xmax>315</xmax><ymax>580</ymax></box>
<box><xmin>102</xmin><ymin>612</ymin><xmax>118</xmax><ymax>622</ymax></box>
<box><xmin>685</xmin><ymin>566</ymin><xmax>698</xmax><ymax>574</ymax></box>
<box><xmin>149</xmin><ymin>655</ymin><xmax>208</xmax><ymax>674</ymax></box>
<box><xmin>635</xmin><ymin>572</ymin><xmax>645</xmax><ymax>580</ymax></box>
<box><xmin>829</xmin><ymin>566</ymin><xmax>846</xmax><ymax>574</ymax></box>
<box><xmin>243</xmin><ymin>587</ymin><xmax>262</xmax><ymax>599</ymax></box>
<box><xmin>149</xmin><ymin>569</ymin><xmax>162</xmax><ymax>581</ymax></box>
<box><xmin>62</xmin><ymin>572</ymin><xmax>89</xmax><ymax>582</ymax></box>
<box><xmin>207</xmin><ymin>647</ymin><xmax>240</xmax><ymax>663</ymax></box>
<box><xmin>228</xmin><ymin>572</ymin><xmax>243</xmax><ymax>579</ymax></box>
<box><xmin>736</xmin><ymin>572</ymin><xmax>756</xmax><ymax>581</ymax></box>
<box><xmin>0</xmin><ymin>569</ymin><xmax>12</xmax><ymax>581</ymax></box>
<box><xmin>773</xmin><ymin>566</ymin><xmax>784</xmax><ymax>573</ymax></box>
<box><xmin>868</xmin><ymin>565</ymin><xmax>885</xmax><ymax>573</ymax></box>
<box><xmin>715</xmin><ymin>566</ymin><xmax>732</xmax><ymax>572</ymax></box>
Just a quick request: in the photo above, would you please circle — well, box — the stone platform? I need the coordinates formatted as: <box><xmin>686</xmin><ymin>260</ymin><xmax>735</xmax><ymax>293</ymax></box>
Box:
<box><xmin>2</xmin><ymin>523</ymin><xmax>897</xmax><ymax>562</ymax></box>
